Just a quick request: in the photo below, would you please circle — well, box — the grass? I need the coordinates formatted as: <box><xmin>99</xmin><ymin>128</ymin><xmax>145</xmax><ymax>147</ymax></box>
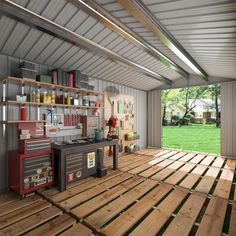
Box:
<box><xmin>162</xmin><ymin>124</ymin><xmax>220</xmax><ymax>154</ymax></box>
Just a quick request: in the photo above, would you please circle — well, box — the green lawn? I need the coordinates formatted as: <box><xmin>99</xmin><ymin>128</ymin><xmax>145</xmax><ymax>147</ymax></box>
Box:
<box><xmin>162</xmin><ymin>124</ymin><xmax>220</xmax><ymax>154</ymax></box>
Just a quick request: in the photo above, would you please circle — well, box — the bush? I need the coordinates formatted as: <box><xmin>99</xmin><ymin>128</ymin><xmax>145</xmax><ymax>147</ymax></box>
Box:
<box><xmin>186</xmin><ymin>114</ymin><xmax>195</xmax><ymax>123</ymax></box>
<box><xmin>162</xmin><ymin>119</ymin><xmax>168</xmax><ymax>126</ymax></box>
<box><xmin>171</xmin><ymin>115</ymin><xmax>180</xmax><ymax>125</ymax></box>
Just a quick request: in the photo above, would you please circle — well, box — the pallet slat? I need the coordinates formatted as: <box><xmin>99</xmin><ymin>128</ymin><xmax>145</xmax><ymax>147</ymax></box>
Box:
<box><xmin>0</xmin><ymin>206</ymin><xmax>62</xmax><ymax>235</ymax></box>
<box><xmin>214</xmin><ymin>169</ymin><xmax>234</xmax><ymax>199</ymax></box>
<box><xmin>71</xmin><ymin>176</ymin><xmax>144</xmax><ymax>218</ymax></box>
<box><xmin>0</xmin><ymin>200</ymin><xmax>51</xmax><ymax>229</ymax></box>
<box><xmin>128</xmin><ymin>158</ymin><xmax>165</xmax><ymax>175</ymax></box>
<box><xmin>224</xmin><ymin>159</ymin><xmax>236</xmax><ymax>170</ymax></box>
<box><xmin>25</xmin><ymin>214</ymin><xmax>76</xmax><ymax>236</ymax></box>
<box><xmin>58</xmin><ymin>173</ymin><xmax>133</xmax><ymax>210</ymax></box>
<box><xmin>168</xmin><ymin>152</ymin><xmax>187</xmax><ymax>160</ymax></box>
<box><xmin>179</xmin><ymin>165</ymin><xmax>207</xmax><ymax>189</ymax></box>
<box><xmin>0</xmin><ymin>195</ymin><xmax>41</xmax><ymax>217</ymax></box>
<box><xmin>85</xmin><ymin>179</ymin><xmax>158</xmax><ymax>228</ymax></box>
<box><xmin>189</xmin><ymin>154</ymin><xmax>206</xmax><ymax>164</ymax></box>
<box><xmin>130</xmin><ymin>187</ymin><xmax>188</xmax><ymax>236</ymax></box>
<box><xmin>60</xmin><ymin>223</ymin><xmax>94</xmax><ymax>236</ymax></box>
<box><xmin>178</xmin><ymin>153</ymin><xmax>196</xmax><ymax>162</ymax></box>
<box><xmin>51</xmin><ymin>171</ymin><xmax>123</xmax><ymax>203</ymax></box>
<box><xmin>163</xmin><ymin>192</ymin><xmax>206</xmax><ymax>236</ymax></box>
<box><xmin>139</xmin><ymin>159</ymin><xmax>175</xmax><ymax>178</ymax></box>
<box><xmin>229</xmin><ymin>202</ymin><xmax>236</xmax><ymax>236</ymax></box>
<box><xmin>120</xmin><ymin>156</ymin><xmax>154</xmax><ymax>172</ymax></box>
<box><xmin>196</xmin><ymin>196</ymin><xmax>228</xmax><ymax>236</ymax></box>
<box><xmin>200</xmin><ymin>155</ymin><xmax>215</xmax><ymax>166</ymax></box>
<box><xmin>102</xmin><ymin>183</ymin><xmax>173</xmax><ymax>236</ymax></box>
<box><xmin>151</xmin><ymin>161</ymin><xmax>185</xmax><ymax>181</ymax></box>
<box><xmin>194</xmin><ymin>166</ymin><xmax>220</xmax><ymax>194</ymax></box>
<box><xmin>234</xmin><ymin>186</ymin><xmax>236</xmax><ymax>202</ymax></box>
<box><xmin>0</xmin><ymin>191</ymin><xmax>19</xmax><ymax>207</ymax></box>
<box><xmin>165</xmin><ymin>163</ymin><xmax>196</xmax><ymax>185</ymax></box>
<box><xmin>211</xmin><ymin>157</ymin><xmax>225</xmax><ymax>168</ymax></box>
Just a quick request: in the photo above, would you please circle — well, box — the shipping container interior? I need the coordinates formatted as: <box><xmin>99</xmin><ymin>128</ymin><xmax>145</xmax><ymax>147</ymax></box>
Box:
<box><xmin>0</xmin><ymin>0</ymin><xmax>236</xmax><ymax>235</ymax></box>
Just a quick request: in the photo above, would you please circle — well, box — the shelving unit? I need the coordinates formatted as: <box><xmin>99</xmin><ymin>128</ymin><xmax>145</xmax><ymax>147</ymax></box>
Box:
<box><xmin>0</xmin><ymin>76</ymin><xmax>104</xmax><ymax>136</ymax></box>
<box><xmin>0</xmin><ymin>77</ymin><xmax>104</xmax><ymax>95</ymax></box>
<box><xmin>1</xmin><ymin>100</ymin><xmax>104</xmax><ymax>109</ymax></box>
<box><xmin>0</xmin><ymin>120</ymin><xmax>46</xmax><ymax>124</ymax></box>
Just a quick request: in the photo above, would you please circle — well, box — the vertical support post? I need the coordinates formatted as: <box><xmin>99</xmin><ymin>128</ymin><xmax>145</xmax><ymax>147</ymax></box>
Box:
<box><xmin>113</xmin><ymin>143</ymin><xmax>118</xmax><ymax>170</ymax></box>
<box><xmin>97</xmin><ymin>147</ymin><xmax>108</xmax><ymax>177</ymax></box>
<box><xmin>2</xmin><ymin>81</ymin><xmax>7</xmax><ymax>138</ymax></box>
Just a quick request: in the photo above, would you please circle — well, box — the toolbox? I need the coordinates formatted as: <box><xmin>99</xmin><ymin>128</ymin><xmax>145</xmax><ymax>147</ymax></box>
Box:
<box><xmin>18</xmin><ymin>137</ymin><xmax>51</xmax><ymax>154</ymax></box>
<box><xmin>8</xmin><ymin>149</ymin><xmax>54</xmax><ymax>196</ymax></box>
<box><xmin>36</xmin><ymin>75</ymin><xmax>52</xmax><ymax>84</ymax></box>
<box><xmin>65</xmin><ymin>151</ymin><xmax>97</xmax><ymax>184</ymax></box>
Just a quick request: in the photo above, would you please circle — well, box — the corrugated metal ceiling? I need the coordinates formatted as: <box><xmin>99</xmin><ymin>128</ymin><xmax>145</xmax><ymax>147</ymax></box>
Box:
<box><xmin>0</xmin><ymin>0</ymin><xmax>184</xmax><ymax>91</ymax></box>
<box><xmin>0</xmin><ymin>16</ymin><xmax>160</xmax><ymax>90</ymax></box>
<box><xmin>0</xmin><ymin>0</ymin><xmax>235</xmax><ymax>90</ymax></box>
<box><xmin>98</xmin><ymin>0</ymin><xmax>236</xmax><ymax>79</ymax></box>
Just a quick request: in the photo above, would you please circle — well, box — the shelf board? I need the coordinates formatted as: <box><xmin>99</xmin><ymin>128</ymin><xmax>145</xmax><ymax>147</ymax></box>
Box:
<box><xmin>1</xmin><ymin>76</ymin><xmax>104</xmax><ymax>95</ymax></box>
<box><xmin>1</xmin><ymin>100</ymin><xmax>104</xmax><ymax>109</ymax></box>
<box><xmin>0</xmin><ymin>120</ymin><xmax>46</xmax><ymax>124</ymax></box>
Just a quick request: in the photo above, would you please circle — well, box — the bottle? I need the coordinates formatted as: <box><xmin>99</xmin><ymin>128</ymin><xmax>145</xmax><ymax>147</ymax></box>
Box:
<box><xmin>66</xmin><ymin>95</ymin><xmax>71</xmax><ymax>105</ymax></box>
<box><xmin>36</xmin><ymin>91</ymin><xmax>40</xmax><ymax>103</ymax></box>
<box><xmin>43</xmin><ymin>92</ymin><xmax>47</xmax><ymax>103</ymax></box>
<box><xmin>21</xmin><ymin>106</ymin><xmax>27</xmax><ymax>120</ymax></box>
<box><xmin>51</xmin><ymin>91</ymin><xmax>56</xmax><ymax>104</ymax></box>
<box><xmin>48</xmin><ymin>93</ymin><xmax>52</xmax><ymax>104</ymax></box>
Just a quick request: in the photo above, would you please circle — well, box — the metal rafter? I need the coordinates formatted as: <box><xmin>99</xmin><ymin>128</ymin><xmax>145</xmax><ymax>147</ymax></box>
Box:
<box><xmin>0</xmin><ymin>0</ymin><xmax>173</xmax><ymax>85</ymax></box>
<box><xmin>68</xmin><ymin>0</ymin><xmax>189</xmax><ymax>79</ymax></box>
<box><xmin>118</xmin><ymin>0</ymin><xmax>208</xmax><ymax>81</ymax></box>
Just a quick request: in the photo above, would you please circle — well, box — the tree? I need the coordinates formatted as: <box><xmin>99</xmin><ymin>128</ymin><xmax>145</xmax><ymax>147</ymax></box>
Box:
<box><xmin>178</xmin><ymin>86</ymin><xmax>207</xmax><ymax>126</ymax></box>
<box><xmin>161</xmin><ymin>89</ymin><xmax>179</xmax><ymax>124</ymax></box>
<box><xmin>205</xmin><ymin>84</ymin><xmax>221</xmax><ymax>128</ymax></box>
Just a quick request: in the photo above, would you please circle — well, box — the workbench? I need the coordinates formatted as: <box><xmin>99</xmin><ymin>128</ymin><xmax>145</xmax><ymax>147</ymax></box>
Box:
<box><xmin>52</xmin><ymin>139</ymin><xmax>118</xmax><ymax>191</ymax></box>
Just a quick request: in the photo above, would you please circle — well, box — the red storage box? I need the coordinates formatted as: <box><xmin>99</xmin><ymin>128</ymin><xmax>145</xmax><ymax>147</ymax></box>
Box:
<box><xmin>8</xmin><ymin>149</ymin><xmax>54</xmax><ymax>196</ymax></box>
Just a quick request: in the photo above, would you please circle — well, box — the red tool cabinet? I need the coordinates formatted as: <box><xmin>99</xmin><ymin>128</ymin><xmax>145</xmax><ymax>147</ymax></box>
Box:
<box><xmin>8</xmin><ymin>149</ymin><xmax>54</xmax><ymax>197</ymax></box>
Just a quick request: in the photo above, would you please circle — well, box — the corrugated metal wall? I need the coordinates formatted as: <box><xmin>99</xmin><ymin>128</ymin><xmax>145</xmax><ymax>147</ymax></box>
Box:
<box><xmin>147</xmin><ymin>89</ymin><xmax>162</xmax><ymax>148</ymax></box>
<box><xmin>221</xmin><ymin>82</ymin><xmax>236</xmax><ymax>158</ymax></box>
<box><xmin>0</xmin><ymin>53</ymin><xmax>147</xmax><ymax>192</ymax></box>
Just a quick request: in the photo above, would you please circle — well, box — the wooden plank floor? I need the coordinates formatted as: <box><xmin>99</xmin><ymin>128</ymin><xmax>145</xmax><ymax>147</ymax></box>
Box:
<box><xmin>1</xmin><ymin>148</ymin><xmax>236</xmax><ymax>235</ymax></box>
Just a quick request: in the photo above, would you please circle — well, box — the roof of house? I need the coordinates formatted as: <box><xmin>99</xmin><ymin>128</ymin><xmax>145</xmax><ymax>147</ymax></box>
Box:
<box><xmin>189</xmin><ymin>99</ymin><xmax>221</xmax><ymax>112</ymax></box>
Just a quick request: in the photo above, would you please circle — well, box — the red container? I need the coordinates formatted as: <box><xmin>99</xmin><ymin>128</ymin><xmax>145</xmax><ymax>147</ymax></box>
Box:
<box><xmin>69</xmin><ymin>73</ymin><xmax>74</xmax><ymax>88</ymax></box>
<box><xmin>18</xmin><ymin>137</ymin><xmax>51</xmax><ymax>154</ymax></box>
<box><xmin>8</xmin><ymin>149</ymin><xmax>54</xmax><ymax>196</ymax></box>
<box><xmin>21</xmin><ymin>106</ymin><xmax>27</xmax><ymax>120</ymax></box>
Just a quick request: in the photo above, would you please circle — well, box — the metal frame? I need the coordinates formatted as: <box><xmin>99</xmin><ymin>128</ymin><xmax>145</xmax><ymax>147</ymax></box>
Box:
<box><xmin>0</xmin><ymin>0</ymin><xmax>173</xmax><ymax>85</ymax></box>
<box><xmin>69</xmin><ymin>0</ymin><xmax>189</xmax><ymax>80</ymax></box>
<box><xmin>118</xmin><ymin>0</ymin><xmax>208</xmax><ymax>81</ymax></box>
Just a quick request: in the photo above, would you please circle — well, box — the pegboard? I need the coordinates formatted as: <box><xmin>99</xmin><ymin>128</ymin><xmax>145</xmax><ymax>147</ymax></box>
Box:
<box><xmin>104</xmin><ymin>92</ymin><xmax>136</xmax><ymax>156</ymax></box>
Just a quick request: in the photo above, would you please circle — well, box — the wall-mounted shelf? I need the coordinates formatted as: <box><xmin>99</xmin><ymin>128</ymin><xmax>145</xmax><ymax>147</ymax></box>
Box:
<box><xmin>0</xmin><ymin>77</ymin><xmax>104</xmax><ymax>95</ymax></box>
<box><xmin>1</xmin><ymin>100</ymin><xmax>104</xmax><ymax>109</ymax></box>
<box><xmin>0</xmin><ymin>120</ymin><xmax>46</xmax><ymax>124</ymax></box>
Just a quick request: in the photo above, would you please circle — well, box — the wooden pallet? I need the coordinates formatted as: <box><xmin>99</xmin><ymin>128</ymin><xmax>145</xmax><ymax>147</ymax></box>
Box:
<box><xmin>1</xmin><ymin>148</ymin><xmax>236</xmax><ymax>236</ymax></box>
<box><xmin>0</xmin><ymin>192</ymin><xmax>93</xmax><ymax>236</ymax></box>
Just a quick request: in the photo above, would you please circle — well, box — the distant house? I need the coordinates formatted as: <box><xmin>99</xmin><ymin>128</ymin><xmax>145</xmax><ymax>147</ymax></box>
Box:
<box><xmin>164</xmin><ymin>104</ymin><xmax>185</xmax><ymax>123</ymax></box>
<box><xmin>164</xmin><ymin>99</ymin><xmax>220</xmax><ymax>124</ymax></box>
<box><xmin>189</xmin><ymin>99</ymin><xmax>221</xmax><ymax>123</ymax></box>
